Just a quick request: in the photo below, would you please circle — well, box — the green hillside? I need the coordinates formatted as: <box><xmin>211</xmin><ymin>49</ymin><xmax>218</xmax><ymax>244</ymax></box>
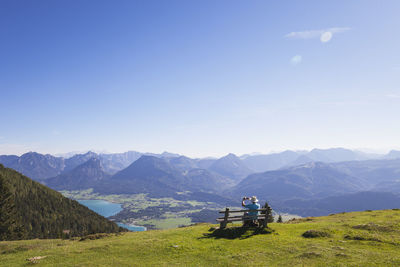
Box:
<box><xmin>2</xmin><ymin>210</ymin><xmax>400</xmax><ymax>266</ymax></box>
<box><xmin>0</xmin><ymin>164</ymin><xmax>123</xmax><ymax>240</ymax></box>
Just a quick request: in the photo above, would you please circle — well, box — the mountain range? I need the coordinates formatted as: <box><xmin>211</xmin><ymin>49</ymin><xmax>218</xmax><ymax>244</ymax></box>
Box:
<box><xmin>279</xmin><ymin>191</ymin><xmax>400</xmax><ymax>217</ymax></box>
<box><xmin>241</xmin><ymin>148</ymin><xmax>387</xmax><ymax>172</ymax></box>
<box><xmin>2</xmin><ymin>148</ymin><xmax>400</xmax><ymax>218</ymax></box>
<box><xmin>230</xmin><ymin>162</ymin><xmax>369</xmax><ymax>201</ymax></box>
<box><xmin>0</xmin><ymin>150</ymin><xmax>184</xmax><ymax>181</ymax></box>
<box><xmin>61</xmin><ymin>155</ymin><xmax>236</xmax><ymax>198</ymax></box>
<box><xmin>2</xmin><ymin>148</ymin><xmax>399</xmax><ymax>181</ymax></box>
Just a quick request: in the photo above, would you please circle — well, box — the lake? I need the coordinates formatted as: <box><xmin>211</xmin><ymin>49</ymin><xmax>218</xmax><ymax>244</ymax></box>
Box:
<box><xmin>77</xmin><ymin>199</ymin><xmax>146</xmax><ymax>231</ymax></box>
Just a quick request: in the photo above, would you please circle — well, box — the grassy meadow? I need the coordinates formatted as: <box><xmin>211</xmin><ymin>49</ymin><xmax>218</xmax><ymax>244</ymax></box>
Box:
<box><xmin>2</xmin><ymin>209</ymin><xmax>400</xmax><ymax>266</ymax></box>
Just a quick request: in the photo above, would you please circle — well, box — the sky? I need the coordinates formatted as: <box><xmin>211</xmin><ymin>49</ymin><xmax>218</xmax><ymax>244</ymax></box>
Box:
<box><xmin>1</xmin><ymin>0</ymin><xmax>400</xmax><ymax>157</ymax></box>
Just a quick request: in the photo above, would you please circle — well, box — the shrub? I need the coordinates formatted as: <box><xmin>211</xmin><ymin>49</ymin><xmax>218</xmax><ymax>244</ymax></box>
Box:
<box><xmin>79</xmin><ymin>233</ymin><xmax>111</xmax><ymax>241</ymax></box>
<box><xmin>302</xmin><ymin>230</ymin><xmax>331</xmax><ymax>238</ymax></box>
<box><xmin>344</xmin><ymin>234</ymin><xmax>381</xmax><ymax>242</ymax></box>
<box><xmin>352</xmin><ymin>223</ymin><xmax>392</xmax><ymax>232</ymax></box>
<box><xmin>299</xmin><ymin>252</ymin><xmax>321</xmax><ymax>258</ymax></box>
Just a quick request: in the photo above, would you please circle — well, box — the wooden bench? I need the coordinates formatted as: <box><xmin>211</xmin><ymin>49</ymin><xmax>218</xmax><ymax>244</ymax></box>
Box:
<box><xmin>216</xmin><ymin>207</ymin><xmax>268</xmax><ymax>229</ymax></box>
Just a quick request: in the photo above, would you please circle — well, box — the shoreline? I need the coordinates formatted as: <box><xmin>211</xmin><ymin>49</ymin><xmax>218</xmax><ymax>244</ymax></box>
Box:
<box><xmin>76</xmin><ymin>199</ymin><xmax>147</xmax><ymax>231</ymax></box>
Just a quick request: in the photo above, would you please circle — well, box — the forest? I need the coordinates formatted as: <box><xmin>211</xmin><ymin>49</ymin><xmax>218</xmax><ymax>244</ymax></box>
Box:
<box><xmin>0</xmin><ymin>164</ymin><xmax>125</xmax><ymax>241</ymax></box>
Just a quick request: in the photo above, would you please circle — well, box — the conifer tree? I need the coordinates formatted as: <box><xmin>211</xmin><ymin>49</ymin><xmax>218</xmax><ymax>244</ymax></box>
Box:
<box><xmin>0</xmin><ymin>164</ymin><xmax>122</xmax><ymax>240</ymax></box>
<box><xmin>262</xmin><ymin>202</ymin><xmax>274</xmax><ymax>224</ymax></box>
<box><xmin>0</xmin><ymin>172</ymin><xmax>23</xmax><ymax>240</ymax></box>
<box><xmin>277</xmin><ymin>214</ymin><xmax>283</xmax><ymax>223</ymax></box>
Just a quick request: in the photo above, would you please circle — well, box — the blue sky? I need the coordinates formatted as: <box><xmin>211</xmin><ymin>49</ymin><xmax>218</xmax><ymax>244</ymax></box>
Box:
<box><xmin>1</xmin><ymin>0</ymin><xmax>400</xmax><ymax>157</ymax></box>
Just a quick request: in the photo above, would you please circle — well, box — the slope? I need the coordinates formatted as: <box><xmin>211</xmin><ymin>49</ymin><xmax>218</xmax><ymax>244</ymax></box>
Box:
<box><xmin>0</xmin><ymin>164</ymin><xmax>123</xmax><ymax>240</ymax></box>
<box><xmin>279</xmin><ymin>191</ymin><xmax>400</xmax><ymax>217</ymax></box>
<box><xmin>95</xmin><ymin>155</ymin><xmax>188</xmax><ymax>196</ymax></box>
<box><xmin>242</xmin><ymin>150</ymin><xmax>300</xmax><ymax>172</ymax></box>
<box><xmin>0</xmin><ymin>152</ymin><xmax>65</xmax><ymax>180</ymax></box>
<box><xmin>208</xmin><ymin>153</ymin><xmax>253</xmax><ymax>181</ymax></box>
<box><xmin>46</xmin><ymin>158</ymin><xmax>110</xmax><ymax>190</ymax></box>
<box><xmin>96</xmin><ymin>155</ymin><xmax>236</xmax><ymax>197</ymax></box>
<box><xmin>231</xmin><ymin>162</ymin><xmax>368</xmax><ymax>201</ymax></box>
<box><xmin>63</xmin><ymin>151</ymin><xmax>99</xmax><ymax>173</ymax></box>
<box><xmin>332</xmin><ymin>158</ymin><xmax>400</xmax><ymax>188</ymax></box>
<box><xmin>2</xmin><ymin>210</ymin><xmax>400</xmax><ymax>266</ymax></box>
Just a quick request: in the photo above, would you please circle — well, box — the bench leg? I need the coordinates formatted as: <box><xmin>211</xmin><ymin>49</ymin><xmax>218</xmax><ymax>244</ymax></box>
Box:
<box><xmin>220</xmin><ymin>222</ymin><xmax>226</xmax><ymax>229</ymax></box>
<box><xmin>262</xmin><ymin>219</ymin><xmax>267</xmax><ymax>229</ymax></box>
<box><xmin>220</xmin><ymin>208</ymin><xmax>229</xmax><ymax>229</ymax></box>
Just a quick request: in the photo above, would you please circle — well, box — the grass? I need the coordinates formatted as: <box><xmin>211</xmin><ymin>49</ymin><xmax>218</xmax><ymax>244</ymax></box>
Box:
<box><xmin>137</xmin><ymin>217</ymin><xmax>192</xmax><ymax>229</ymax></box>
<box><xmin>2</xmin><ymin>209</ymin><xmax>400</xmax><ymax>266</ymax></box>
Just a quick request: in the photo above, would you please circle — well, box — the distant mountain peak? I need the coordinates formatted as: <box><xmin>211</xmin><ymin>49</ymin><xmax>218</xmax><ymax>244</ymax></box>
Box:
<box><xmin>160</xmin><ymin>151</ymin><xmax>181</xmax><ymax>158</ymax></box>
<box><xmin>136</xmin><ymin>155</ymin><xmax>165</xmax><ymax>164</ymax></box>
<box><xmin>208</xmin><ymin>153</ymin><xmax>252</xmax><ymax>181</ymax></box>
<box><xmin>46</xmin><ymin>157</ymin><xmax>109</xmax><ymax>190</ymax></box>
<box><xmin>81</xmin><ymin>157</ymin><xmax>102</xmax><ymax>167</ymax></box>
<box><xmin>115</xmin><ymin>155</ymin><xmax>176</xmax><ymax>176</ymax></box>
<box><xmin>385</xmin><ymin>150</ymin><xmax>400</xmax><ymax>159</ymax></box>
<box><xmin>83</xmin><ymin>151</ymin><xmax>97</xmax><ymax>156</ymax></box>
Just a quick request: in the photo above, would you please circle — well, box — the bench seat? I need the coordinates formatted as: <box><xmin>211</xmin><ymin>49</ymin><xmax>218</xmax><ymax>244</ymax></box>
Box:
<box><xmin>217</xmin><ymin>207</ymin><xmax>268</xmax><ymax>229</ymax></box>
<box><xmin>216</xmin><ymin>215</ymin><xmax>266</xmax><ymax>222</ymax></box>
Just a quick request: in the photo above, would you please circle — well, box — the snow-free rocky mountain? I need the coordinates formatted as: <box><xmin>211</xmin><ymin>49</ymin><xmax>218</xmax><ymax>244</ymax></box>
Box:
<box><xmin>208</xmin><ymin>153</ymin><xmax>253</xmax><ymax>181</ymax></box>
<box><xmin>2</xmin><ymin>148</ymin><xmax>400</xmax><ymax>218</ymax></box>
<box><xmin>46</xmin><ymin>158</ymin><xmax>110</xmax><ymax>190</ymax></box>
<box><xmin>0</xmin><ymin>151</ymin><xmax>182</xmax><ymax>181</ymax></box>
<box><xmin>229</xmin><ymin>162</ymin><xmax>369</xmax><ymax>201</ymax></box>
<box><xmin>95</xmin><ymin>155</ymin><xmax>235</xmax><ymax>197</ymax></box>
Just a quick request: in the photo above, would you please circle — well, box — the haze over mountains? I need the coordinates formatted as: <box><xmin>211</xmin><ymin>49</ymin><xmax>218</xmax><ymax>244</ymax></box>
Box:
<box><xmin>231</xmin><ymin>162</ymin><xmax>369</xmax><ymax>201</ymax></box>
<box><xmin>0</xmin><ymin>151</ymin><xmax>183</xmax><ymax>181</ymax></box>
<box><xmin>1</xmin><ymin>148</ymin><xmax>396</xmax><ymax>180</ymax></box>
<box><xmin>2</xmin><ymin>148</ymin><xmax>400</xmax><ymax>217</ymax></box>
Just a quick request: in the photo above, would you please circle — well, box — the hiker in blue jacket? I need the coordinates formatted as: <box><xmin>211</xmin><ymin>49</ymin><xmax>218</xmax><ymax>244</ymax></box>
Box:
<box><xmin>242</xmin><ymin>196</ymin><xmax>260</xmax><ymax>227</ymax></box>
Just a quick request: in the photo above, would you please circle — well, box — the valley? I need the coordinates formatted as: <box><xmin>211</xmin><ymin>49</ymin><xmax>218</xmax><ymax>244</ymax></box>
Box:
<box><xmin>61</xmin><ymin>189</ymin><xmax>230</xmax><ymax>229</ymax></box>
<box><xmin>2</xmin><ymin>148</ymin><xmax>400</xmax><ymax>231</ymax></box>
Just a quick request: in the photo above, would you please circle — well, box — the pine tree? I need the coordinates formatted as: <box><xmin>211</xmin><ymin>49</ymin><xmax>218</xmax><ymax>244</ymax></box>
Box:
<box><xmin>277</xmin><ymin>214</ymin><xmax>283</xmax><ymax>223</ymax></box>
<box><xmin>261</xmin><ymin>202</ymin><xmax>274</xmax><ymax>227</ymax></box>
<box><xmin>0</xmin><ymin>173</ymin><xmax>23</xmax><ymax>240</ymax></box>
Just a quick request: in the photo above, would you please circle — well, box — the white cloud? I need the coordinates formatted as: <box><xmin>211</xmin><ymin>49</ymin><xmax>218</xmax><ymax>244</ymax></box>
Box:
<box><xmin>290</xmin><ymin>55</ymin><xmax>302</xmax><ymax>65</ymax></box>
<box><xmin>285</xmin><ymin>27</ymin><xmax>350</xmax><ymax>43</ymax></box>
<box><xmin>385</xmin><ymin>93</ymin><xmax>400</xmax><ymax>99</ymax></box>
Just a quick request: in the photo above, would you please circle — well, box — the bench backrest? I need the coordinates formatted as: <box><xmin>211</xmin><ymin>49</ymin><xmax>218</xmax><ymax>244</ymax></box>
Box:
<box><xmin>217</xmin><ymin>207</ymin><xmax>268</xmax><ymax>229</ymax></box>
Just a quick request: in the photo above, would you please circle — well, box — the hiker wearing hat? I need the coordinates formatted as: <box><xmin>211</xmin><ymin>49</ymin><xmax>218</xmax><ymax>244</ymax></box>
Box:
<box><xmin>242</xmin><ymin>196</ymin><xmax>261</xmax><ymax>227</ymax></box>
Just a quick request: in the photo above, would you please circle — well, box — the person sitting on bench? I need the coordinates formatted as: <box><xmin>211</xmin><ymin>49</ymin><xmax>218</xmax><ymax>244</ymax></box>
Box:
<box><xmin>242</xmin><ymin>196</ymin><xmax>260</xmax><ymax>226</ymax></box>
